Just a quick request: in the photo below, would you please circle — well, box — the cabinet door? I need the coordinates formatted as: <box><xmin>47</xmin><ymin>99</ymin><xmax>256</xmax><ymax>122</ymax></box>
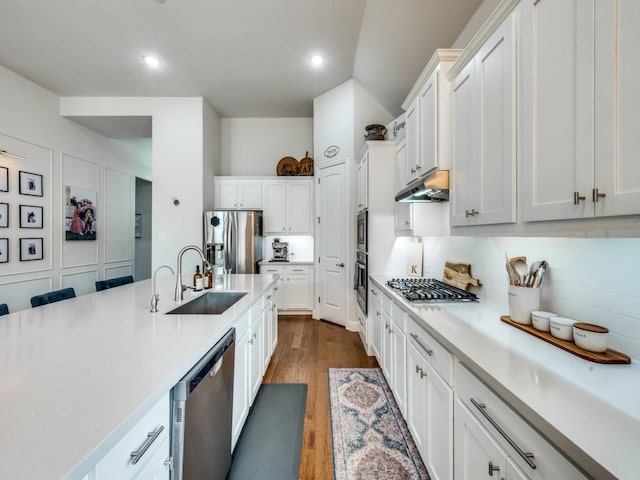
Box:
<box><xmin>370</xmin><ymin>301</ymin><xmax>383</xmax><ymax>361</ymax></box>
<box><xmin>237</xmin><ymin>181</ymin><xmax>262</xmax><ymax>209</ymax></box>
<box><xmin>132</xmin><ymin>436</ymin><xmax>170</xmax><ymax>480</ymax></box>
<box><xmin>454</xmin><ymin>399</ymin><xmax>507</xmax><ymax>480</ymax></box>
<box><xmin>287</xmin><ymin>181</ymin><xmax>312</xmax><ymax>234</ymax></box>
<box><xmin>391</xmin><ymin>318</ymin><xmax>406</xmax><ymax>416</ymax></box>
<box><xmin>381</xmin><ymin>311</ymin><xmax>393</xmax><ymax>383</ymax></box>
<box><xmin>214</xmin><ymin>180</ymin><xmax>238</xmax><ymax>209</ymax></box>
<box><xmin>594</xmin><ymin>0</ymin><xmax>640</xmax><ymax>217</ymax></box>
<box><xmin>406</xmin><ymin>341</ymin><xmax>428</xmax><ymax>460</ymax></box>
<box><xmin>424</xmin><ymin>361</ymin><xmax>453</xmax><ymax>480</ymax></box>
<box><xmin>261</xmin><ymin>307</ymin><xmax>270</xmax><ymax>372</ymax></box>
<box><xmin>262</xmin><ymin>182</ymin><xmax>287</xmax><ymax>233</ymax></box>
<box><xmin>284</xmin><ymin>274</ymin><xmax>311</xmax><ymax>310</ymax></box>
<box><xmin>395</xmin><ymin>138</ymin><xmax>410</xmax><ymax>190</ymax></box>
<box><xmin>505</xmin><ymin>457</ymin><xmax>529</xmax><ymax>480</ymax></box>
<box><xmin>450</xmin><ymin>60</ymin><xmax>478</xmax><ymax>226</ymax></box>
<box><xmin>232</xmin><ymin>332</ymin><xmax>250</xmax><ymax>449</ymax></box>
<box><xmin>249</xmin><ymin>317</ymin><xmax>263</xmax><ymax>403</ymax></box>
<box><xmin>418</xmin><ymin>71</ymin><xmax>438</xmax><ymax>175</ymax></box>
<box><xmin>405</xmin><ymin>98</ymin><xmax>420</xmax><ymax>183</ymax></box>
<box><xmin>357</xmin><ymin>153</ymin><xmax>368</xmax><ymax>211</ymax></box>
<box><xmin>476</xmin><ymin>15</ymin><xmax>517</xmax><ymax>225</ymax></box>
<box><xmin>521</xmin><ymin>0</ymin><xmax>595</xmax><ymax>221</ymax></box>
<box><xmin>394</xmin><ymin>202</ymin><xmax>413</xmax><ymax>232</ymax></box>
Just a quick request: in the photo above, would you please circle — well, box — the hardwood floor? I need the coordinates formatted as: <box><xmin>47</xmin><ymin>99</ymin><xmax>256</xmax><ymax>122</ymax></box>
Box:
<box><xmin>263</xmin><ymin>314</ymin><xmax>378</xmax><ymax>480</ymax></box>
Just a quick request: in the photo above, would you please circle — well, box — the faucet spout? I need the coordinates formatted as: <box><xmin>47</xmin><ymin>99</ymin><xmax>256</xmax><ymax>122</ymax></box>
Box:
<box><xmin>174</xmin><ymin>245</ymin><xmax>212</xmax><ymax>302</ymax></box>
<box><xmin>150</xmin><ymin>264</ymin><xmax>175</xmax><ymax>313</ymax></box>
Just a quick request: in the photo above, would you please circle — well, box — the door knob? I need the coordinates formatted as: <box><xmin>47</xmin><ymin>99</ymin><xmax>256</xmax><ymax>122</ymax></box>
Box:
<box><xmin>336</xmin><ymin>262</ymin><xmax>345</xmax><ymax>268</ymax></box>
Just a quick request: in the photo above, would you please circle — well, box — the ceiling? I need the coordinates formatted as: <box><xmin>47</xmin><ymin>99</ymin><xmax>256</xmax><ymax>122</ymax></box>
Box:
<box><xmin>0</xmin><ymin>0</ymin><xmax>483</xmax><ymax>124</ymax></box>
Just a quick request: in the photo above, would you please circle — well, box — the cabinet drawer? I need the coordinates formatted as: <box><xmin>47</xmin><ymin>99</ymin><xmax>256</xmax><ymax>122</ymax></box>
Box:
<box><xmin>284</xmin><ymin>264</ymin><xmax>311</xmax><ymax>274</ymax></box>
<box><xmin>96</xmin><ymin>393</ymin><xmax>170</xmax><ymax>479</ymax></box>
<box><xmin>369</xmin><ymin>283</ymin><xmax>382</xmax><ymax>306</ymax></box>
<box><xmin>382</xmin><ymin>292</ymin><xmax>393</xmax><ymax>316</ymax></box>
<box><xmin>456</xmin><ymin>362</ymin><xmax>587</xmax><ymax>479</ymax></box>
<box><xmin>260</xmin><ymin>265</ymin><xmax>284</xmax><ymax>274</ymax></box>
<box><xmin>234</xmin><ymin>309</ymin><xmax>251</xmax><ymax>340</ymax></box>
<box><xmin>407</xmin><ymin>317</ymin><xmax>453</xmax><ymax>385</ymax></box>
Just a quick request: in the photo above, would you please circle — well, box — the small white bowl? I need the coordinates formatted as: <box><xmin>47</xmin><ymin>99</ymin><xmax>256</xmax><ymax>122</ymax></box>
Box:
<box><xmin>531</xmin><ymin>311</ymin><xmax>555</xmax><ymax>332</ymax></box>
<box><xmin>573</xmin><ymin>323</ymin><xmax>609</xmax><ymax>353</ymax></box>
<box><xmin>549</xmin><ymin>317</ymin><xmax>577</xmax><ymax>341</ymax></box>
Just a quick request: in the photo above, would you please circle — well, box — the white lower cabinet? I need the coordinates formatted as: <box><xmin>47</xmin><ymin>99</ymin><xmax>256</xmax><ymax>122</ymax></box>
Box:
<box><xmin>94</xmin><ymin>394</ymin><xmax>170</xmax><ymax>480</ymax></box>
<box><xmin>232</xmin><ymin>319</ymin><xmax>250</xmax><ymax>449</ymax></box>
<box><xmin>133</xmin><ymin>436</ymin><xmax>171</xmax><ymax>480</ymax></box>
<box><xmin>248</xmin><ymin>304</ymin><xmax>264</xmax><ymax>403</ymax></box>
<box><xmin>455</xmin><ymin>362</ymin><xmax>588</xmax><ymax>480</ymax></box>
<box><xmin>406</xmin><ymin>321</ymin><xmax>453</xmax><ymax>480</ymax></box>
<box><xmin>369</xmin><ymin>284</ymin><xmax>383</xmax><ymax>360</ymax></box>
<box><xmin>259</xmin><ymin>264</ymin><xmax>312</xmax><ymax>311</ymax></box>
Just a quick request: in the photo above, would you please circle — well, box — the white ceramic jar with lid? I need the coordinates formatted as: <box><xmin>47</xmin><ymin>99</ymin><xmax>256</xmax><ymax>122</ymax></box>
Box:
<box><xmin>573</xmin><ymin>323</ymin><xmax>609</xmax><ymax>352</ymax></box>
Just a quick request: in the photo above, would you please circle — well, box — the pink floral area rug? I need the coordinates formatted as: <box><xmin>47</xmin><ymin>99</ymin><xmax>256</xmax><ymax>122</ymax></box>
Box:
<box><xmin>328</xmin><ymin>368</ymin><xmax>430</xmax><ymax>480</ymax></box>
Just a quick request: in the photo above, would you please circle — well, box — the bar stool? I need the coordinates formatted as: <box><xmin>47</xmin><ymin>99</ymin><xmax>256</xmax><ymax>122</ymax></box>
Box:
<box><xmin>30</xmin><ymin>288</ymin><xmax>76</xmax><ymax>308</ymax></box>
<box><xmin>95</xmin><ymin>275</ymin><xmax>134</xmax><ymax>292</ymax></box>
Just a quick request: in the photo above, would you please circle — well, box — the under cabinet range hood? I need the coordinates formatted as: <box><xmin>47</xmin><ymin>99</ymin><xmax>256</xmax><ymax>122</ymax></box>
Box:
<box><xmin>395</xmin><ymin>170</ymin><xmax>450</xmax><ymax>202</ymax></box>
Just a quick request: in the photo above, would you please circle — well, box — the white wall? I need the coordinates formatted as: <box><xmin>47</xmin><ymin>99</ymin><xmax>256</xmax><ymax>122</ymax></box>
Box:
<box><xmin>450</xmin><ymin>0</ymin><xmax>502</xmax><ymax>49</ymax></box>
<box><xmin>60</xmin><ymin>96</ymin><xmax>220</xmax><ymax>277</ymax></box>
<box><xmin>420</xmin><ymin>236</ymin><xmax>640</xmax><ymax>361</ymax></box>
<box><xmin>0</xmin><ymin>65</ymin><xmax>150</xmax><ymax>312</ymax></box>
<box><xmin>220</xmin><ymin>118</ymin><xmax>313</xmax><ymax>176</ymax></box>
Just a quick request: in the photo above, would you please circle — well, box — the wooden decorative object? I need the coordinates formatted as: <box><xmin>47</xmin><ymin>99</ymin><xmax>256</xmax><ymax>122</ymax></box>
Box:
<box><xmin>277</xmin><ymin>157</ymin><xmax>298</xmax><ymax>176</ymax></box>
<box><xmin>500</xmin><ymin>316</ymin><xmax>631</xmax><ymax>364</ymax></box>
<box><xmin>297</xmin><ymin>151</ymin><xmax>314</xmax><ymax>176</ymax></box>
<box><xmin>443</xmin><ymin>261</ymin><xmax>481</xmax><ymax>291</ymax></box>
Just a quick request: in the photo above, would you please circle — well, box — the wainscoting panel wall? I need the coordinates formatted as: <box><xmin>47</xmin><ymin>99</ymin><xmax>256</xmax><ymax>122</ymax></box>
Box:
<box><xmin>104</xmin><ymin>168</ymin><xmax>132</xmax><ymax>264</ymax></box>
<box><xmin>104</xmin><ymin>264</ymin><xmax>132</xmax><ymax>281</ymax></box>
<box><xmin>61</xmin><ymin>269</ymin><xmax>98</xmax><ymax>296</ymax></box>
<box><xmin>0</xmin><ymin>276</ymin><xmax>53</xmax><ymax>312</ymax></box>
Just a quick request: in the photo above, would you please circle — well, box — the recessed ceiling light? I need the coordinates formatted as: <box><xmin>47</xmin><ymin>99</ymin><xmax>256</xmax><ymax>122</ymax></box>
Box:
<box><xmin>144</xmin><ymin>56</ymin><xmax>160</xmax><ymax>68</ymax></box>
<box><xmin>310</xmin><ymin>55</ymin><xmax>324</xmax><ymax>67</ymax></box>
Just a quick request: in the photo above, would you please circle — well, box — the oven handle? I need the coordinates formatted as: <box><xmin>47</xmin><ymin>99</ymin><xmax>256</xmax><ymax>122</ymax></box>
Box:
<box><xmin>357</xmin><ymin>263</ymin><xmax>365</xmax><ymax>270</ymax></box>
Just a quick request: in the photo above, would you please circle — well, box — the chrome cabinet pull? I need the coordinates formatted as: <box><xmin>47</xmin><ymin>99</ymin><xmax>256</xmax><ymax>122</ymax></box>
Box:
<box><xmin>410</xmin><ymin>168</ymin><xmax>417</xmax><ymax>174</ymax></box>
<box><xmin>573</xmin><ymin>191</ymin><xmax>586</xmax><ymax>205</ymax></box>
<box><xmin>410</xmin><ymin>333</ymin><xmax>433</xmax><ymax>356</ymax></box>
<box><xmin>470</xmin><ymin>398</ymin><xmax>536</xmax><ymax>469</ymax></box>
<box><xmin>370</xmin><ymin>289</ymin><xmax>378</xmax><ymax>296</ymax></box>
<box><xmin>130</xmin><ymin>425</ymin><xmax>164</xmax><ymax>465</ymax></box>
<box><xmin>465</xmin><ymin>209</ymin><xmax>479</xmax><ymax>217</ymax></box>
<box><xmin>488</xmin><ymin>461</ymin><xmax>500</xmax><ymax>476</ymax></box>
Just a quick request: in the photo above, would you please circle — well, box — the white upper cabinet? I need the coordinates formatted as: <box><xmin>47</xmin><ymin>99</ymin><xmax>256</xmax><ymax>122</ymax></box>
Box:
<box><xmin>262</xmin><ymin>179</ymin><xmax>312</xmax><ymax>234</ymax></box>
<box><xmin>521</xmin><ymin>0</ymin><xmax>640</xmax><ymax>221</ymax></box>
<box><xmin>214</xmin><ymin>178</ymin><xmax>262</xmax><ymax>210</ymax></box>
<box><xmin>401</xmin><ymin>50</ymin><xmax>462</xmax><ymax>190</ymax></box>
<box><xmin>594</xmin><ymin>0</ymin><xmax>640</xmax><ymax>217</ymax></box>
<box><xmin>450</xmin><ymin>12</ymin><xmax>516</xmax><ymax>227</ymax></box>
<box><xmin>520</xmin><ymin>0</ymin><xmax>595</xmax><ymax>221</ymax></box>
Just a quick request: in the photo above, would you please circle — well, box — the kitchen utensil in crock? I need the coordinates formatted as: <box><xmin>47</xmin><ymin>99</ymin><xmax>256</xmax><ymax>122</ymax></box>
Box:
<box><xmin>533</xmin><ymin>260</ymin><xmax>548</xmax><ymax>287</ymax></box>
<box><xmin>505</xmin><ymin>252</ymin><xmax>518</xmax><ymax>286</ymax></box>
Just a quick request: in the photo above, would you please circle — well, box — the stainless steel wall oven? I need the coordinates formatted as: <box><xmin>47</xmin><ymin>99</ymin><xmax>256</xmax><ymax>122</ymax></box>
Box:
<box><xmin>356</xmin><ymin>251</ymin><xmax>368</xmax><ymax>314</ymax></box>
<box><xmin>356</xmin><ymin>209</ymin><xmax>368</xmax><ymax>253</ymax></box>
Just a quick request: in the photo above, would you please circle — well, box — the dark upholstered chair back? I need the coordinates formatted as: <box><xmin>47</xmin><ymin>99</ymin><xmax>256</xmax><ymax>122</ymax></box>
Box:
<box><xmin>0</xmin><ymin>303</ymin><xmax>9</xmax><ymax>316</ymax></box>
<box><xmin>95</xmin><ymin>275</ymin><xmax>134</xmax><ymax>292</ymax></box>
<box><xmin>30</xmin><ymin>288</ymin><xmax>76</xmax><ymax>308</ymax></box>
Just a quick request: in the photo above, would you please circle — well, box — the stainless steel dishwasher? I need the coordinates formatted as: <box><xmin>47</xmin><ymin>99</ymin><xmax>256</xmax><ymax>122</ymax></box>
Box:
<box><xmin>171</xmin><ymin>328</ymin><xmax>235</xmax><ymax>480</ymax></box>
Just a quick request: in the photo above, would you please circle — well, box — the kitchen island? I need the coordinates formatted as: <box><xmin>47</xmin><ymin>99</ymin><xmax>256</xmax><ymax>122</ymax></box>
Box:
<box><xmin>0</xmin><ymin>273</ymin><xmax>278</xmax><ymax>480</ymax></box>
<box><xmin>370</xmin><ymin>275</ymin><xmax>640</xmax><ymax>480</ymax></box>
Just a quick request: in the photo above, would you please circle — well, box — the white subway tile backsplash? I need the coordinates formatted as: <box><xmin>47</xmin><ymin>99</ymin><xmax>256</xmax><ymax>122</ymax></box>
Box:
<box><xmin>421</xmin><ymin>236</ymin><xmax>640</xmax><ymax>361</ymax></box>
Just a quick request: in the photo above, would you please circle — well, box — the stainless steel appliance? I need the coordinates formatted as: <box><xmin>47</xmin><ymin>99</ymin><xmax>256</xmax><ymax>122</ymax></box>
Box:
<box><xmin>356</xmin><ymin>209</ymin><xmax>368</xmax><ymax>253</ymax></box>
<box><xmin>171</xmin><ymin>328</ymin><xmax>235</xmax><ymax>480</ymax></box>
<box><xmin>204</xmin><ymin>211</ymin><xmax>264</xmax><ymax>274</ymax></box>
<box><xmin>395</xmin><ymin>169</ymin><xmax>450</xmax><ymax>203</ymax></box>
<box><xmin>271</xmin><ymin>238</ymin><xmax>289</xmax><ymax>262</ymax></box>
<box><xmin>356</xmin><ymin>251</ymin><xmax>368</xmax><ymax>314</ymax></box>
<box><xmin>386</xmin><ymin>278</ymin><xmax>478</xmax><ymax>303</ymax></box>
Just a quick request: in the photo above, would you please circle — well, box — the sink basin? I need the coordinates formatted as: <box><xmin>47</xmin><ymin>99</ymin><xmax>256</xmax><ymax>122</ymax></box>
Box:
<box><xmin>166</xmin><ymin>291</ymin><xmax>247</xmax><ymax>315</ymax></box>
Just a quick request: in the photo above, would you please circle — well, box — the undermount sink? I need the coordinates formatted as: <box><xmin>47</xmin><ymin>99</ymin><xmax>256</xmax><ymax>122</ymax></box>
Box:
<box><xmin>166</xmin><ymin>291</ymin><xmax>247</xmax><ymax>315</ymax></box>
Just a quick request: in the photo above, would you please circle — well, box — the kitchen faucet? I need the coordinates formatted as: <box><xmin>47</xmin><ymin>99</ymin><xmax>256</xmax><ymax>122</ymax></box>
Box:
<box><xmin>174</xmin><ymin>245</ymin><xmax>213</xmax><ymax>302</ymax></box>
<box><xmin>150</xmin><ymin>264</ymin><xmax>175</xmax><ymax>313</ymax></box>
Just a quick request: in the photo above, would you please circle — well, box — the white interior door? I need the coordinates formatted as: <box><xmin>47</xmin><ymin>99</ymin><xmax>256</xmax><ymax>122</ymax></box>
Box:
<box><xmin>316</xmin><ymin>160</ymin><xmax>347</xmax><ymax>326</ymax></box>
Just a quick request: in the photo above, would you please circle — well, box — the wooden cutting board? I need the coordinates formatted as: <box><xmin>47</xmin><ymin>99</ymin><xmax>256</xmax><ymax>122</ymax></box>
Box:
<box><xmin>443</xmin><ymin>261</ymin><xmax>481</xmax><ymax>291</ymax></box>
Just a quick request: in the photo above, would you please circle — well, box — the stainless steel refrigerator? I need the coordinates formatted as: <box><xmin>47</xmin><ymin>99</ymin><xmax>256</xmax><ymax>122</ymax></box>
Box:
<box><xmin>204</xmin><ymin>210</ymin><xmax>264</xmax><ymax>274</ymax></box>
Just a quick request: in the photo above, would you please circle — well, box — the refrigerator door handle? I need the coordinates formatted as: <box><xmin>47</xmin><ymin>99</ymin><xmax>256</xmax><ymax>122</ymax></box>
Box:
<box><xmin>226</xmin><ymin>212</ymin><xmax>236</xmax><ymax>273</ymax></box>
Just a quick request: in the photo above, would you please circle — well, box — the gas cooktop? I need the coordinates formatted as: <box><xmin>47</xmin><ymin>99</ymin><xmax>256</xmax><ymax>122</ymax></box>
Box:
<box><xmin>386</xmin><ymin>278</ymin><xmax>478</xmax><ymax>303</ymax></box>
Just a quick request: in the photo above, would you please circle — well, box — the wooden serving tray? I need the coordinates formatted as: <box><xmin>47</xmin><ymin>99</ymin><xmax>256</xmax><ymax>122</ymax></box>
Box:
<box><xmin>500</xmin><ymin>316</ymin><xmax>631</xmax><ymax>364</ymax></box>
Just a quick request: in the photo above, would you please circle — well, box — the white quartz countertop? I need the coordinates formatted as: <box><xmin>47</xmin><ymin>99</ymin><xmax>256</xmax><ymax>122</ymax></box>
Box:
<box><xmin>0</xmin><ymin>273</ymin><xmax>277</xmax><ymax>480</ymax></box>
<box><xmin>371</xmin><ymin>276</ymin><xmax>640</xmax><ymax>480</ymax></box>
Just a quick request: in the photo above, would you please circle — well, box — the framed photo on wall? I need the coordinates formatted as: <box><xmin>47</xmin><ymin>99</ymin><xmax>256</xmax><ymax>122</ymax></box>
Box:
<box><xmin>19</xmin><ymin>171</ymin><xmax>43</xmax><ymax>197</ymax></box>
<box><xmin>19</xmin><ymin>205</ymin><xmax>43</xmax><ymax>228</ymax></box>
<box><xmin>0</xmin><ymin>238</ymin><xmax>7</xmax><ymax>263</ymax></box>
<box><xmin>0</xmin><ymin>203</ymin><xmax>8</xmax><ymax>228</ymax></box>
<box><xmin>0</xmin><ymin>166</ymin><xmax>7</xmax><ymax>192</ymax></box>
<box><xmin>20</xmin><ymin>237</ymin><xmax>43</xmax><ymax>261</ymax></box>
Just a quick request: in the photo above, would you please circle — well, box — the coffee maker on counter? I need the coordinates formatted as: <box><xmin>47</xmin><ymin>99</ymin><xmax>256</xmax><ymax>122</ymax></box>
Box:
<box><xmin>271</xmin><ymin>238</ymin><xmax>289</xmax><ymax>262</ymax></box>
